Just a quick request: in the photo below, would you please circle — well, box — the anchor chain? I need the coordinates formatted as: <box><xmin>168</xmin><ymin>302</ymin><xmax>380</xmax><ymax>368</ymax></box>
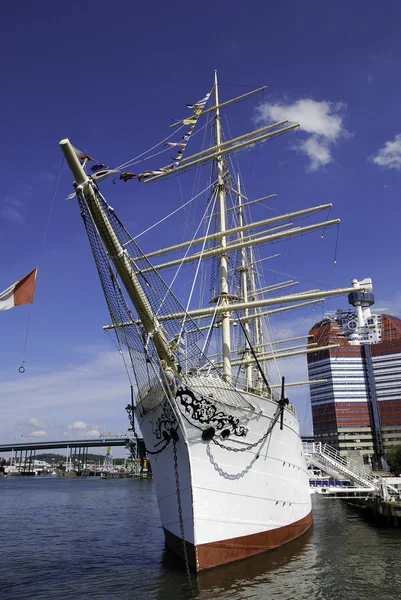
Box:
<box><xmin>173</xmin><ymin>438</ymin><xmax>193</xmax><ymax>594</ymax></box>
<box><xmin>212</xmin><ymin>405</ymin><xmax>282</xmax><ymax>452</ymax></box>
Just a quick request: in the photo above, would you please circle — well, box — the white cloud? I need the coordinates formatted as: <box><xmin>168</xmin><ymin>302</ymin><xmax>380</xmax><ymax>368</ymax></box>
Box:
<box><xmin>375</xmin><ymin>293</ymin><xmax>401</xmax><ymax>318</ymax></box>
<box><xmin>29</xmin><ymin>418</ymin><xmax>45</xmax><ymax>428</ymax></box>
<box><xmin>298</xmin><ymin>137</ymin><xmax>331</xmax><ymax>171</ymax></box>
<box><xmin>4</xmin><ymin>196</ymin><xmax>24</xmax><ymax>208</ymax></box>
<box><xmin>86</xmin><ymin>429</ymin><xmax>101</xmax><ymax>438</ymax></box>
<box><xmin>256</xmin><ymin>98</ymin><xmax>344</xmax><ymax>140</ymax></box>
<box><xmin>0</xmin><ymin>206</ymin><xmax>24</xmax><ymax>223</ymax></box>
<box><xmin>38</xmin><ymin>170</ymin><xmax>56</xmax><ymax>182</ymax></box>
<box><xmin>0</xmin><ymin>196</ymin><xmax>25</xmax><ymax>223</ymax></box>
<box><xmin>370</xmin><ymin>133</ymin><xmax>401</xmax><ymax>170</ymax></box>
<box><xmin>255</xmin><ymin>98</ymin><xmax>348</xmax><ymax>171</ymax></box>
<box><xmin>0</xmin><ymin>349</ymin><xmax>130</xmax><ymax>441</ymax></box>
<box><xmin>31</xmin><ymin>430</ymin><xmax>47</xmax><ymax>438</ymax></box>
<box><xmin>68</xmin><ymin>421</ymin><xmax>88</xmax><ymax>430</ymax></box>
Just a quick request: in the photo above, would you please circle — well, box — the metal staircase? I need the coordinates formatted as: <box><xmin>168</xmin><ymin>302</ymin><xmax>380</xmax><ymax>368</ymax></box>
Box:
<box><xmin>303</xmin><ymin>442</ymin><xmax>379</xmax><ymax>491</ymax></box>
<box><xmin>303</xmin><ymin>442</ymin><xmax>401</xmax><ymax>500</ymax></box>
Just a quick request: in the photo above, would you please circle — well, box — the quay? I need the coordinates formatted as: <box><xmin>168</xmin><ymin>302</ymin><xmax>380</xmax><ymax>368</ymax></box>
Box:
<box><xmin>346</xmin><ymin>495</ymin><xmax>401</xmax><ymax>527</ymax></box>
<box><xmin>305</xmin><ymin>441</ymin><xmax>401</xmax><ymax>527</ymax></box>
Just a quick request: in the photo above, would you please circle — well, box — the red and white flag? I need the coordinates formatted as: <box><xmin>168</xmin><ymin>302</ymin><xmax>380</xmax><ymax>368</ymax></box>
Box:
<box><xmin>0</xmin><ymin>268</ymin><xmax>38</xmax><ymax>311</ymax></box>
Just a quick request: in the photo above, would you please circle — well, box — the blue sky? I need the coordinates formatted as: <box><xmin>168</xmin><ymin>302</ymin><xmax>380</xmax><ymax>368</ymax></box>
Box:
<box><xmin>1</xmin><ymin>1</ymin><xmax>401</xmax><ymax>444</ymax></box>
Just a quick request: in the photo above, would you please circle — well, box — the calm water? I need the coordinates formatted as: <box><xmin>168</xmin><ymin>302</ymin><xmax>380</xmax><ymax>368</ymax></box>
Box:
<box><xmin>1</xmin><ymin>477</ymin><xmax>401</xmax><ymax>600</ymax></box>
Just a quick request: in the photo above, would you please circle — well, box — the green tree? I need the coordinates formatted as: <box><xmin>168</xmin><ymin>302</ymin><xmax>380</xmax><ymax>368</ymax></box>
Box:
<box><xmin>386</xmin><ymin>445</ymin><xmax>401</xmax><ymax>475</ymax></box>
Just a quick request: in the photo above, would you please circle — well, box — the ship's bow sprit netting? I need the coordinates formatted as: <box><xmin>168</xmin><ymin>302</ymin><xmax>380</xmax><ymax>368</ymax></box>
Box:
<box><xmin>77</xmin><ymin>185</ymin><xmax>254</xmax><ymax>412</ymax></box>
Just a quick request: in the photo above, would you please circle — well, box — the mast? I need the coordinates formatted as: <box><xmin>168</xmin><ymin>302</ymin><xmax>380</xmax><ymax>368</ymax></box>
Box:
<box><xmin>135</xmin><ymin>203</ymin><xmax>333</xmax><ymax>260</ymax></box>
<box><xmin>248</xmin><ymin>244</ymin><xmax>264</xmax><ymax>392</ymax></box>
<box><xmin>214</xmin><ymin>70</ymin><xmax>231</xmax><ymax>381</ymax></box>
<box><xmin>59</xmin><ymin>138</ymin><xmax>171</xmax><ymax>365</ymax></box>
<box><xmin>237</xmin><ymin>174</ymin><xmax>252</xmax><ymax>389</ymax></box>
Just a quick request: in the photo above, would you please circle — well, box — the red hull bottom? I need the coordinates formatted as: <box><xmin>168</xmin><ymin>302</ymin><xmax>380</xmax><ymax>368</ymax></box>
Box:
<box><xmin>163</xmin><ymin>510</ymin><xmax>313</xmax><ymax>571</ymax></box>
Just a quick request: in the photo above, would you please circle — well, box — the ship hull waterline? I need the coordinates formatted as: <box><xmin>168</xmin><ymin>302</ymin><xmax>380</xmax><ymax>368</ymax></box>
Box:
<box><xmin>137</xmin><ymin>379</ymin><xmax>312</xmax><ymax>572</ymax></box>
<box><xmin>163</xmin><ymin>511</ymin><xmax>313</xmax><ymax>571</ymax></box>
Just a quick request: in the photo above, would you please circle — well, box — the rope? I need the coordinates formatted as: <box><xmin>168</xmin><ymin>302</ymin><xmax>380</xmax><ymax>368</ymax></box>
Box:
<box><xmin>105</xmin><ymin>329</ymin><xmax>133</xmax><ymax>385</ymax></box>
<box><xmin>19</xmin><ymin>157</ymin><xmax>64</xmax><ymax>373</ymax></box>
<box><xmin>125</xmin><ymin>145</ymin><xmax>172</xmax><ymax>167</ymax></box>
<box><xmin>179</xmin><ymin>189</ymin><xmax>218</xmax><ymax>338</ymax></box>
<box><xmin>333</xmin><ymin>223</ymin><xmax>340</xmax><ymax>265</ymax></box>
<box><xmin>114</xmin><ymin>126</ymin><xmax>185</xmax><ymax>171</ymax></box>
<box><xmin>132</xmin><ymin>180</ymin><xmax>216</xmax><ymax>241</ymax></box>
<box><xmin>234</xmin><ymin>310</ymin><xmax>271</xmax><ymax>394</ymax></box>
<box><xmin>114</xmin><ymin>116</ymin><xmax>211</xmax><ymax>172</ymax></box>
<box><xmin>153</xmin><ymin>189</ymin><xmax>218</xmax><ymax>331</ymax></box>
<box><xmin>200</xmin><ymin>300</ymin><xmax>220</xmax><ymax>358</ymax></box>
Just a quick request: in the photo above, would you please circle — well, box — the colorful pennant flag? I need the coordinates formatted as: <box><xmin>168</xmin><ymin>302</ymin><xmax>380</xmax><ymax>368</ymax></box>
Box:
<box><xmin>165</xmin><ymin>142</ymin><xmax>187</xmax><ymax>148</ymax></box>
<box><xmin>113</xmin><ymin>172</ymin><xmax>137</xmax><ymax>184</ymax></box>
<box><xmin>72</xmin><ymin>146</ymin><xmax>96</xmax><ymax>164</ymax></box>
<box><xmin>186</xmin><ymin>92</ymin><xmax>210</xmax><ymax>109</ymax></box>
<box><xmin>91</xmin><ymin>163</ymin><xmax>108</xmax><ymax>172</ymax></box>
<box><xmin>0</xmin><ymin>268</ymin><xmax>37</xmax><ymax>311</ymax></box>
<box><xmin>137</xmin><ymin>89</ymin><xmax>211</xmax><ymax>181</ymax></box>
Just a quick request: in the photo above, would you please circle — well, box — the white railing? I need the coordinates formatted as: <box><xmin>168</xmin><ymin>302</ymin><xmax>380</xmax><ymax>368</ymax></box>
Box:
<box><xmin>304</xmin><ymin>442</ymin><xmax>379</xmax><ymax>489</ymax></box>
<box><xmin>304</xmin><ymin>442</ymin><xmax>401</xmax><ymax>499</ymax></box>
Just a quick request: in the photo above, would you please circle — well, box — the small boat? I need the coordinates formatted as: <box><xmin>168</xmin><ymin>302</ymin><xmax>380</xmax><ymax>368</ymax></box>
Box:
<box><xmin>100</xmin><ymin>447</ymin><xmax>121</xmax><ymax>479</ymax></box>
<box><xmin>100</xmin><ymin>470</ymin><xmax>121</xmax><ymax>480</ymax></box>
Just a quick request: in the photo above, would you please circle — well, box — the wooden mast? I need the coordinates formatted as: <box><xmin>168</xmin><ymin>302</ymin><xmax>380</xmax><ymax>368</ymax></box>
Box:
<box><xmin>214</xmin><ymin>70</ymin><xmax>232</xmax><ymax>381</ymax></box>
<box><xmin>236</xmin><ymin>174</ymin><xmax>252</xmax><ymax>389</ymax></box>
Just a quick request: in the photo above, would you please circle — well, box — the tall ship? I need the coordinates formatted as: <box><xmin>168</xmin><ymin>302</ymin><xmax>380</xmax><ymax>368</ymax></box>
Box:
<box><xmin>59</xmin><ymin>73</ymin><xmax>372</xmax><ymax>571</ymax></box>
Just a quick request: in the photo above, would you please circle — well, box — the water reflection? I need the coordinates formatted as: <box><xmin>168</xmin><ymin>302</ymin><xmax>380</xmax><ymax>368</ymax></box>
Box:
<box><xmin>196</xmin><ymin>528</ymin><xmax>315</xmax><ymax>600</ymax></box>
<box><xmin>2</xmin><ymin>479</ymin><xmax>401</xmax><ymax>600</ymax></box>
<box><xmin>156</xmin><ymin>497</ymin><xmax>401</xmax><ymax>600</ymax></box>
<box><xmin>155</xmin><ymin>527</ymin><xmax>315</xmax><ymax>600</ymax></box>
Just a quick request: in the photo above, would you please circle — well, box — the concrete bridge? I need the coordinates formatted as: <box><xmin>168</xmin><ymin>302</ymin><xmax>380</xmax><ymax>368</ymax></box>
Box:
<box><xmin>0</xmin><ymin>435</ymin><xmax>147</xmax><ymax>475</ymax></box>
<box><xmin>0</xmin><ymin>436</ymin><xmax>144</xmax><ymax>453</ymax></box>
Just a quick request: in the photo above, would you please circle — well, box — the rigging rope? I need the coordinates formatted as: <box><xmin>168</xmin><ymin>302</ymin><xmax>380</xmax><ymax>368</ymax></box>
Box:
<box><xmin>114</xmin><ymin>116</ymin><xmax>212</xmax><ymax>173</ymax></box>
<box><xmin>179</xmin><ymin>189</ymin><xmax>218</xmax><ymax>338</ymax></box>
<box><xmin>105</xmin><ymin>329</ymin><xmax>133</xmax><ymax>385</ymax></box>
<box><xmin>132</xmin><ymin>180</ymin><xmax>216</xmax><ymax>241</ymax></box>
<box><xmin>154</xmin><ymin>188</ymin><xmax>218</xmax><ymax>321</ymax></box>
<box><xmin>200</xmin><ymin>299</ymin><xmax>220</xmax><ymax>358</ymax></box>
<box><xmin>19</xmin><ymin>157</ymin><xmax>64</xmax><ymax>373</ymax></box>
<box><xmin>234</xmin><ymin>310</ymin><xmax>271</xmax><ymax>395</ymax></box>
<box><xmin>114</xmin><ymin>125</ymin><xmax>185</xmax><ymax>172</ymax></box>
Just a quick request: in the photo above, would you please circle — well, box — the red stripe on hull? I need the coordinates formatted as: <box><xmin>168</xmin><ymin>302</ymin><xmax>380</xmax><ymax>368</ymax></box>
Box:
<box><xmin>163</xmin><ymin>511</ymin><xmax>313</xmax><ymax>571</ymax></box>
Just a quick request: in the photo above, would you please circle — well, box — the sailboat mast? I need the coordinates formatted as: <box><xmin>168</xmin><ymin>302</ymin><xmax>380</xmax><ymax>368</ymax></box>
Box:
<box><xmin>248</xmin><ymin>244</ymin><xmax>264</xmax><ymax>392</ymax></box>
<box><xmin>214</xmin><ymin>70</ymin><xmax>232</xmax><ymax>380</ymax></box>
<box><xmin>59</xmin><ymin>138</ymin><xmax>171</xmax><ymax>364</ymax></box>
<box><xmin>237</xmin><ymin>174</ymin><xmax>252</xmax><ymax>389</ymax></box>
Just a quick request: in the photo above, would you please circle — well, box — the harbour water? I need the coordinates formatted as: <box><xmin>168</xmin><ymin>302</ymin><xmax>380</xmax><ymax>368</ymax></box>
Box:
<box><xmin>1</xmin><ymin>477</ymin><xmax>401</xmax><ymax>600</ymax></box>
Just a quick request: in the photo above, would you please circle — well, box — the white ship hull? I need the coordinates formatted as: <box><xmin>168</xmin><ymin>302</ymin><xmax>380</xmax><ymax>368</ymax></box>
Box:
<box><xmin>137</xmin><ymin>377</ymin><xmax>312</xmax><ymax>571</ymax></box>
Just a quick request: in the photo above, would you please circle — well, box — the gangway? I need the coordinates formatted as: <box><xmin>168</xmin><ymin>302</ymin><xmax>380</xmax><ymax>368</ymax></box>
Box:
<box><xmin>303</xmin><ymin>442</ymin><xmax>400</xmax><ymax>499</ymax></box>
